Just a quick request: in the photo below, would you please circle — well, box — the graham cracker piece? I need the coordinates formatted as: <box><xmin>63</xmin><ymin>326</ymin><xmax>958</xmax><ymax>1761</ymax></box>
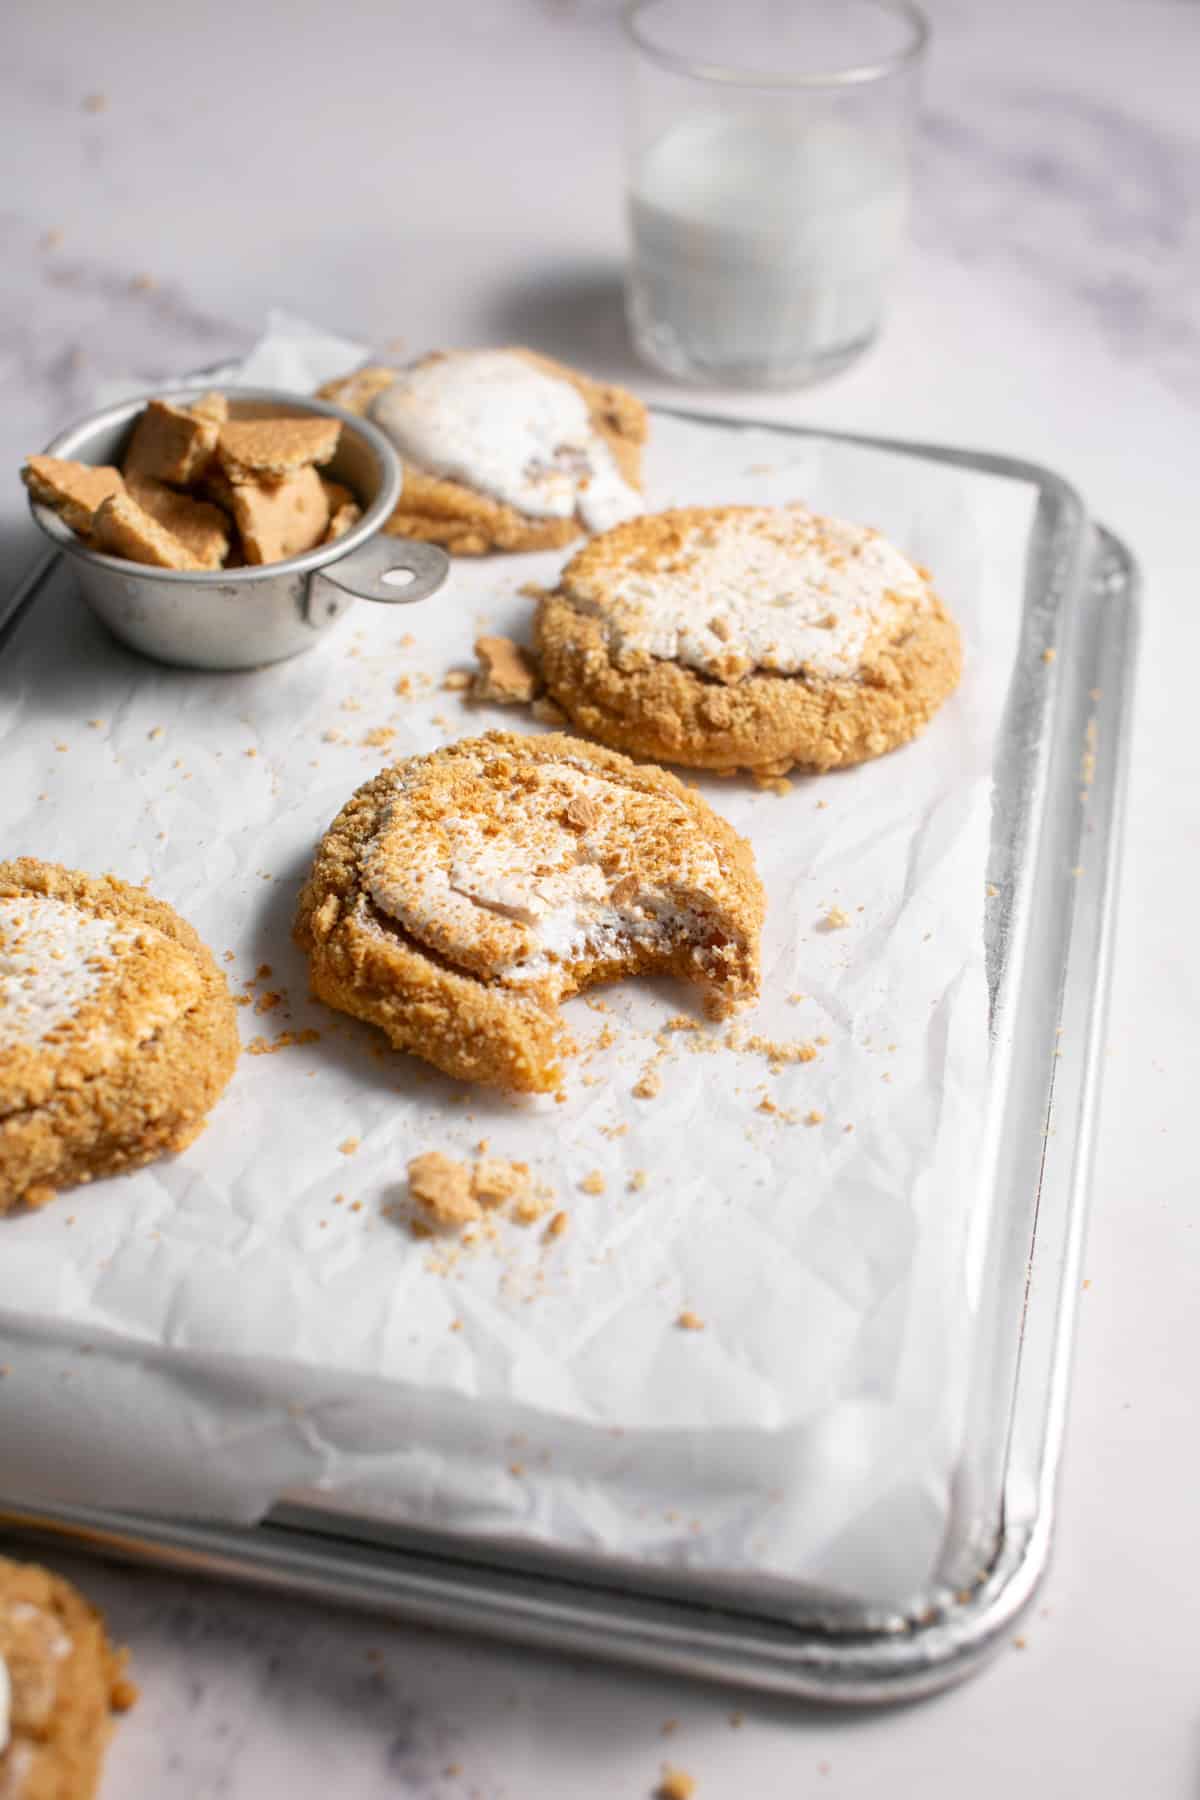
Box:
<box><xmin>407</xmin><ymin>1151</ymin><xmax>480</xmax><ymax>1227</ymax></box>
<box><xmin>472</xmin><ymin>636</ymin><xmax>540</xmax><ymax>705</ymax></box>
<box><xmin>471</xmin><ymin>1157</ymin><xmax>530</xmax><ymax>1207</ymax></box>
<box><xmin>321</xmin><ymin>478</ymin><xmax>362</xmax><ymax>543</ymax></box>
<box><xmin>197</xmin><ymin>460</ymin><xmax>238</xmax><ymax>512</ymax></box>
<box><xmin>320</xmin><ymin>479</ymin><xmax>355</xmax><ymax>513</ymax></box>
<box><xmin>187</xmin><ymin>391</ymin><xmax>228</xmax><ymax>425</ymax></box>
<box><xmin>21</xmin><ymin>457</ymin><xmax>126</xmax><ymax>535</ymax></box>
<box><xmin>123</xmin><ymin>399</ymin><xmax>220</xmax><ymax>484</ymax></box>
<box><xmin>316</xmin><ymin>365</ymin><xmax>398</xmax><ymax>416</ymax></box>
<box><xmin>125</xmin><ymin>472</ymin><xmax>229</xmax><ymax>569</ymax></box>
<box><xmin>324</xmin><ymin>501</ymin><xmax>362</xmax><ymax>543</ymax></box>
<box><xmin>218</xmin><ymin>416</ymin><xmax>341</xmax><ymax>479</ymax></box>
<box><xmin>230</xmin><ymin>465</ymin><xmax>330</xmax><ymax>564</ymax></box>
<box><xmin>91</xmin><ymin>492</ymin><xmax>203</xmax><ymax>570</ymax></box>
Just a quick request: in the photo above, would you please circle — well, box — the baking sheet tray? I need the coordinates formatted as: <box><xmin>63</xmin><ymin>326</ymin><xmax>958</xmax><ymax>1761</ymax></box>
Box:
<box><xmin>0</xmin><ymin>407</ymin><xmax>1137</xmax><ymax>1699</ymax></box>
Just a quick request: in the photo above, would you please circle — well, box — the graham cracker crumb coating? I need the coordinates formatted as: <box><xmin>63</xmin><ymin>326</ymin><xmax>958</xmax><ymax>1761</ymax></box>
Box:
<box><xmin>0</xmin><ymin>859</ymin><xmax>239</xmax><ymax>1215</ymax></box>
<box><xmin>293</xmin><ymin>732</ymin><xmax>763</xmax><ymax>1094</ymax></box>
<box><xmin>316</xmin><ymin>365</ymin><xmax>400</xmax><ymax>416</ymax></box>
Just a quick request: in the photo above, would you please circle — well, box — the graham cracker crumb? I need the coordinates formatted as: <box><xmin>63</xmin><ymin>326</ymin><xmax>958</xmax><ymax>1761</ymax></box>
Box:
<box><xmin>1042</xmin><ymin>647</ymin><xmax>1056</xmax><ymax>664</ymax></box>
<box><xmin>545</xmin><ymin>1209</ymin><xmax>569</xmax><ymax>1240</ymax></box>
<box><xmin>657</xmin><ymin>1768</ymin><xmax>696</xmax><ymax>1800</ymax></box>
<box><xmin>745</xmin><ymin>1035</ymin><xmax>818</xmax><ymax>1066</ymax></box>
<box><xmin>407</xmin><ymin>1151</ymin><xmax>480</xmax><ymax>1228</ymax></box>
<box><xmin>579</xmin><ymin>1169</ymin><xmax>606</xmax><ymax>1195</ymax></box>
<box><xmin>629</xmin><ymin>1170</ymin><xmax>648</xmax><ymax>1193</ymax></box>
<box><xmin>338</xmin><ymin>1136</ymin><xmax>360</xmax><ymax>1155</ymax></box>
<box><xmin>472</xmin><ymin>635</ymin><xmax>541</xmax><ymax>705</ymax></box>
<box><xmin>823</xmin><ymin>906</ymin><xmax>850</xmax><ymax>929</ymax></box>
<box><xmin>633</xmin><ymin>1065</ymin><xmax>663</xmax><ymax>1100</ymax></box>
<box><xmin>513</xmin><ymin>1188</ymin><xmax>552</xmax><ymax>1225</ymax></box>
<box><xmin>472</xmin><ymin>1157</ymin><xmax>530</xmax><ymax>1207</ymax></box>
<box><xmin>677</xmin><ymin>1310</ymin><xmax>705</xmax><ymax>1331</ymax></box>
<box><xmin>443</xmin><ymin>670</ymin><xmax>472</xmax><ymax>690</ymax></box>
<box><xmin>805</xmin><ymin>1109</ymin><xmax>824</xmax><ymax>1126</ymax></box>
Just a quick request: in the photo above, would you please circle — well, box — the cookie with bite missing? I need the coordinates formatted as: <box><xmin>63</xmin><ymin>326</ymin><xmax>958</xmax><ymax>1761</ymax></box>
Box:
<box><xmin>0</xmin><ymin>1554</ymin><xmax>135</xmax><ymax>1800</ymax></box>
<box><xmin>293</xmin><ymin>732</ymin><xmax>763</xmax><ymax>1093</ymax></box>
<box><xmin>0</xmin><ymin>860</ymin><xmax>239</xmax><ymax>1214</ymax></box>
<box><xmin>327</xmin><ymin>348</ymin><xmax>648</xmax><ymax>555</ymax></box>
<box><xmin>535</xmin><ymin>504</ymin><xmax>963</xmax><ymax>776</ymax></box>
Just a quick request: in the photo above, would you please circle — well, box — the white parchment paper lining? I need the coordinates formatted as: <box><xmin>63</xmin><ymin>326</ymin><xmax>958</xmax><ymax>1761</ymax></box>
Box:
<box><xmin>0</xmin><ymin>318</ymin><xmax>1033</xmax><ymax>1613</ymax></box>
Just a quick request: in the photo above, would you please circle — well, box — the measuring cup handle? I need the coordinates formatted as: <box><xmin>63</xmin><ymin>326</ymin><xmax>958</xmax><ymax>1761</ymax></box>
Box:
<box><xmin>306</xmin><ymin>534</ymin><xmax>450</xmax><ymax>618</ymax></box>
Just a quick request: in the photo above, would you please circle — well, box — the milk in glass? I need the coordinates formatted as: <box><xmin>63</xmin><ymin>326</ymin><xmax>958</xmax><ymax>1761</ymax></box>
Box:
<box><xmin>627</xmin><ymin>111</ymin><xmax>910</xmax><ymax>385</ymax></box>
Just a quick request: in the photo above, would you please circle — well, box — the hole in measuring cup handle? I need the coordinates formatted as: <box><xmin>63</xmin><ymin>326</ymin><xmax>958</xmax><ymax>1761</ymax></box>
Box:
<box><xmin>305</xmin><ymin>533</ymin><xmax>451</xmax><ymax>623</ymax></box>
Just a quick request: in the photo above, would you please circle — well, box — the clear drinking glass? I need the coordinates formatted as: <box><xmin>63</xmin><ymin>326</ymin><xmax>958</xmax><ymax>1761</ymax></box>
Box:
<box><xmin>624</xmin><ymin>0</ymin><xmax>929</xmax><ymax>388</ymax></box>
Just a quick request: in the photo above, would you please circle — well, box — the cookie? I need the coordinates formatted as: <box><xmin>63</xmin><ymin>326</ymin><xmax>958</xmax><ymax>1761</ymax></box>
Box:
<box><xmin>294</xmin><ymin>732</ymin><xmax>763</xmax><ymax>1093</ymax></box>
<box><xmin>315</xmin><ymin>364</ymin><xmax>399</xmax><ymax>417</ymax></box>
<box><xmin>368</xmin><ymin>348</ymin><xmax>647</xmax><ymax>555</ymax></box>
<box><xmin>0</xmin><ymin>1554</ymin><xmax>135</xmax><ymax>1800</ymax></box>
<box><xmin>0</xmin><ymin>860</ymin><xmax>239</xmax><ymax>1214</ymax></box>
<box><xmin>535</xmin><ymin>505</ymin><xmax>963</xmax><ymax>775</ymax></box>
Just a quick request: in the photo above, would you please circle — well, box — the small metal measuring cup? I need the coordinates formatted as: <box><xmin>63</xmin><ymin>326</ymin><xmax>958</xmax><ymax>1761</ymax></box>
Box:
<box><xmin>24</xmin><ymin>386</ymin><xmax>449</xmax><ymax>672</ymax></box>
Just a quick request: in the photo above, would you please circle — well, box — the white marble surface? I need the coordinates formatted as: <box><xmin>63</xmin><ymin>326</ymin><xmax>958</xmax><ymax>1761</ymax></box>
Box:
<box><xmin>2</xmin><ymin>0</ymin><xmax>1198</xmax><ymax>1794</ymax></box>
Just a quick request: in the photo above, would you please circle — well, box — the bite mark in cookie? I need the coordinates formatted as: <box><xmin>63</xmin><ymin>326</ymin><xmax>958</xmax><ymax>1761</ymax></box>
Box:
<box><xmin>294</xmin><ymin>733</ymin><xmax>763</xmax><ymax>1093</ymax></box>
<box><xmin>536</xmin><ymin>505</ymin><xmax>963</xmax><ymax>774</ymax></box>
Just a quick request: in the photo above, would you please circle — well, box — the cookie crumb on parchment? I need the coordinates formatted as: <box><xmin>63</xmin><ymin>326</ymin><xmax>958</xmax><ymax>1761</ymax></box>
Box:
<box><xmin>472</xmin><ymin>635</ymin><xmax>541</xmax><ymax>705</ymax></box>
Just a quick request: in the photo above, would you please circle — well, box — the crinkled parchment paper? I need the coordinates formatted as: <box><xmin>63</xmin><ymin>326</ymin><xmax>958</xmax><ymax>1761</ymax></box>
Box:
<box><xmin>0</xmin><ymin>318</ymin><xmax>1034</xmax><ymax>1613</ymax></box>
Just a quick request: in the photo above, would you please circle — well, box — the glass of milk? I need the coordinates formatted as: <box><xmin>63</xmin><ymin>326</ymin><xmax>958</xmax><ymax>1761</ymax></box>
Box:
<box><xmin>625</xmin><ymin>0</ymin><xmax>928</xmax><ymax>387</ymax></box>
